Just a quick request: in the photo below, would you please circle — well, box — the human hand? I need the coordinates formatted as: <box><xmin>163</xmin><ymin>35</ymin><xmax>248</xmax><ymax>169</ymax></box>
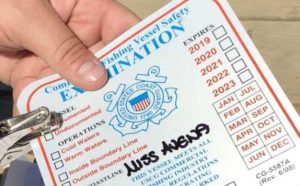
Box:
<box><xmin>0</xmin><ymin>0</ymin><xmax>139</xmax><ymax>114</ymax></box>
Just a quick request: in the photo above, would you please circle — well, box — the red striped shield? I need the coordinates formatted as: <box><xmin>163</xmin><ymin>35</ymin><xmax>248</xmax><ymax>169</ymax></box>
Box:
<box><xmin>129</xmin><ymin>92</ymin><xmax>151</xmax><ymax>112</ymax></box>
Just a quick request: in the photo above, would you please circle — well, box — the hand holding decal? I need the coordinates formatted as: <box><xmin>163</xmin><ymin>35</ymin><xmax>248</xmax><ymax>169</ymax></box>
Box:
<box><xmin>0</xmin><ymin>0</ymin><xmax>139</xmax><ymax>114</ymax></box>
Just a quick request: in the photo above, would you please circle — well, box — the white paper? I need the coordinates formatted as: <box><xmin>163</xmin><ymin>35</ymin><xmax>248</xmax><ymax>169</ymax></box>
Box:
<box><xmin>17</xmin><ymin>0</ymin><xmax>300</xmax><ymax>185</ymax></box>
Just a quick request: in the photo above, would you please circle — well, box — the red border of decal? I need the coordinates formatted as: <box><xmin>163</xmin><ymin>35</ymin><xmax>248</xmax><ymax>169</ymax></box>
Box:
<box><xmin>213</xmin><ymin>0</ymin><xmax>300</xmax><ymax>138</ymax></box>
<box><xmin>25</xmin><ymin>0</ymin><xmax>299</xmax><ymax>185</ymax></box>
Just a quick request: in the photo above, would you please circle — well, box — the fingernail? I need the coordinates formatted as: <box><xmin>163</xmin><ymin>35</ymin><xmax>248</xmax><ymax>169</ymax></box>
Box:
<box><xmin>78</xmin><ymin>60</ymin><xmax>105</xmax><ymax>82</ymax></box>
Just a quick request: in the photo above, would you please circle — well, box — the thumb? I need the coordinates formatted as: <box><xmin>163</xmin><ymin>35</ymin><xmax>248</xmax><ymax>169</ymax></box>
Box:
<box><xmin>15</xmin><ymin>1</ymin><xmax>107</xmax><ymax>90</ymax></box>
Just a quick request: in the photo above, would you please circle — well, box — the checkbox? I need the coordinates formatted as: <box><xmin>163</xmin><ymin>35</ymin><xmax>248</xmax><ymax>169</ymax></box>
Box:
<box><xmin>59</xmin><ymin>172</ymin><xmax>68</xmax><ymax>182</ymax></box>
<box><xmin>225</xmin><ymin>48</ymin><xmax>240</xmax><ymax>62</ymax></box>
<box><xmin>213</xmin><ymin>25</ymin><xmax>227</xmax><ymax>40</ymax></box>
<box><xmin>232</xmin><ymin>59</ymin><xmax>247</xmax><ymax>72</ymax></box>
<box><xmin>219</xmin><ymin>37</ymin><xmax>233</xmax><ymax>51</ymax></box>
<box><xmin>225</xmin><ymin>181</ymin><xmax>237</xmax><ymax>186</ymax></box>
<box><xmin>54</xmin><ymin>160</ymin><xmax>64</xmax><ymax>170</ymax></box>
<box><xmin>238</xmin><ymin>70</ymin><xmax>253</xmax><ymax>83</ymax></box>
<box><xmin>62</xmin><ymin>181</ymin><xmax>71</xmax><ymax>186</ymax></box>
<box><xmin>51</xmin><ymin>151</ymin><xmax>61</xmax><ymax>161</ymax></box>
<box><xmin>44</xmin><ymin>133</ymin><xmax>54</xmax><ymax>141</ymax></box>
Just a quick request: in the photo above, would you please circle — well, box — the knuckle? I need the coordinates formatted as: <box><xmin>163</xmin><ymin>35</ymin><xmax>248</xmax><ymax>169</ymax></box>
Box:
<box><xmin>53</xmin><ymin>36</ymin><xmax>87</xmax><ymax>69</ymax></box>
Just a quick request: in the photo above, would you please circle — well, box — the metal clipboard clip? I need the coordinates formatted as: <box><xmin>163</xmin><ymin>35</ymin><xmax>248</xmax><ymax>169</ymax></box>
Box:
<box><xmin>0</xmin><ymin>107</ymin><xmax>63</xmax><ymax>166</ymax></box>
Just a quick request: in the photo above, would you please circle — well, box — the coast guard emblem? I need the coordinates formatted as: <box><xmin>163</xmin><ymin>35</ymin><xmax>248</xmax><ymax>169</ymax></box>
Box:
<box><xmin>104</xmin><ymin>66</ymin><xmax>177</xmax><ymax>136</ymax></box>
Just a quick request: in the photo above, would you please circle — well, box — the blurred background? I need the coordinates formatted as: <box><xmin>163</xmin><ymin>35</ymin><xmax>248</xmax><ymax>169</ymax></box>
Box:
<box><xmin>0</xmin><ymin>84</ymin><xmax>12</xmax><ymax>121</ymax></box>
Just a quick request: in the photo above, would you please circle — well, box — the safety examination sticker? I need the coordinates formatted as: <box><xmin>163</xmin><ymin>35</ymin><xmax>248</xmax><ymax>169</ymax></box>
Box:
<box><xmin>17</xmin><ymin>0</ymin><xmax>300</xmax><ymax>185</ymax></box>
